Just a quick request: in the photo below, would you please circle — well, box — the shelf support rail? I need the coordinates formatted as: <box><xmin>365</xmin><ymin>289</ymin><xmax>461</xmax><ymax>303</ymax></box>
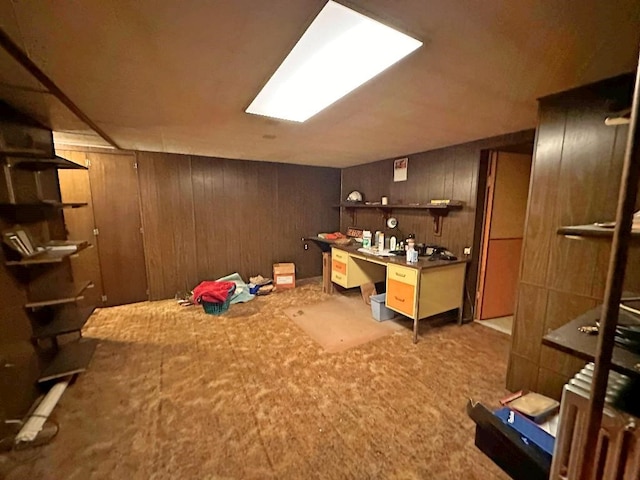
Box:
<box><xmin>580</xmin><ymin>49</ymin><xmax>640</xmax><ymax>479</ymax></box>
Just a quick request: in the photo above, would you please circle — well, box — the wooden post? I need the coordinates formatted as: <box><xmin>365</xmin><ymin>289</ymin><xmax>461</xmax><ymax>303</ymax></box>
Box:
<box><xmin>322</xmin><ymin>252</ymin><xmax>334</xmax><ymax>294</ymax></box>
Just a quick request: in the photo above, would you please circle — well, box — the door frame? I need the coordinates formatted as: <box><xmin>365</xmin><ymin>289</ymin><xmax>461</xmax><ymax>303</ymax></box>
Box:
<box><xmin>475</xmin><ymin>151</ymin><xmax>498</xmax><ymax>320</ymax></box>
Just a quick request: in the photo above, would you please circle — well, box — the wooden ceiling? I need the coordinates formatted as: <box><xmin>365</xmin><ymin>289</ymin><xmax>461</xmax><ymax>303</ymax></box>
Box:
<box><xmin>0</xmin><ymin>0</ymin><xmax>638</xmax><ymax>167</ymax></box>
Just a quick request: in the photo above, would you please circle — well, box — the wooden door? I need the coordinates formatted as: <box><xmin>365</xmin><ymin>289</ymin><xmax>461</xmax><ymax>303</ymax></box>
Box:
<box><xmin>88</xmin><ymin>152</ymin><xmax>148</xmax><ymax>306</ymax></box>
<box><xmin>57</xmin><ymin>149</ymin><xmax>105</xmax><ymax>307</ymax></box>
<box><xmin>477</xmin><ymin>151</ymin><xmax>532</xmax><ymax>320</ymax></box>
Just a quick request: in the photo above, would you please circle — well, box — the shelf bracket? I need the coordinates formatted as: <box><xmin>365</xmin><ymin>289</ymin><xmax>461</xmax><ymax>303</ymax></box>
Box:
<box><xmin>429</xmin><ymin>211</ymin><xmax>450</xmax><ymax>236</ymax></box>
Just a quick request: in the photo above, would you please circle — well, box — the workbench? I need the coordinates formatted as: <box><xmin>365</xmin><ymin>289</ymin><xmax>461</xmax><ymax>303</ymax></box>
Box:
<box><xmin>330</xmin><ymin>245</ymin><xmax>468</xmax><ymax>342</ymax></box>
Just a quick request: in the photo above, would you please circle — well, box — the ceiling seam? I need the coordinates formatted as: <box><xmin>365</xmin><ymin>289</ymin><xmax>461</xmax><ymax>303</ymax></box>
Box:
<box><xmin>0</xmin><ymin>26</ymin><xmax>121</xmax><ymax>150</ymax></box>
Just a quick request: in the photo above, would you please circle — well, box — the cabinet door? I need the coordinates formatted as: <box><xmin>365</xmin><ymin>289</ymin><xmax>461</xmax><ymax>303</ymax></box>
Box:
<box><xmin>88</xmin><ymin>152</ymin><xmax>148</xmax><ymax>306</ymax></box>
<box><xmin>57</xmin><ymin>150</ymin><xmax>104</xmax><ymax>306</ymax></box>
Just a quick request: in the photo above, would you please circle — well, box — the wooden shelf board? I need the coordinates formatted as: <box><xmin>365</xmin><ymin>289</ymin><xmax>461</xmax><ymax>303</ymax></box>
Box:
<box><xmin>31</xmin><ymin>305</ymin><xmax>95</xmax><ymax>338</ymax></box>
<box><xmin>26</xmin><ymin>280</ymin><xmax>93</xmax><ymax>308</ymax></box>
<box><xmin>0</xmin><ymin>201</ymin><xmax>87</xmax><ymax>209</ymax></box>
<box><xmin>5</xmin><ymin>241</ymin><xmax>90</xmax><ymax>265</ymax></box>
<box><xmin>542</xmin><ymin>306</ymin><xmax>640</xmax><ymax>378</ymax></box>
<box><xmin>558</xmin><ymin>224</ymin><xmax>640</xmax><ymax>238</ymax></box>
<box><xmin>8</xmin><ymin>155</ymin><xmax>87</xmax><ymax>171</ymax></box>
<box><xmin>38</xmin><ymin>338</ymin><xmax>97</xmax><ymax>383</ymax></box>
<box><xmin>336</xmin><ymin>201</ymin><xmax>463</xmax><ymax>210</ymax></box>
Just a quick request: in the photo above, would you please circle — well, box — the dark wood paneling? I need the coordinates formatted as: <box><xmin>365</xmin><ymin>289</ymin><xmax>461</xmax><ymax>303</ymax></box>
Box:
<box><xmin>506</xmin><ymin>353</ymin><xmax>539</xmax><ymax>393</ymax></box>
<box><xmin>57</xmin><ymin>149</ymin><xmax>104</xmax><ymax>306</ymax></box>
<box><xmin>536</xmin><ymin>367</ymin><xmax>571</xmax><ymax>401</ymax></box>
<box><xmin>510</xmin><ymin>282</ymin><xmax>548</xmax><ymax>362</ymax></box>
<box><xmin>191</xmin><ymin>156</ymin><xmax>228</xmax><ymax>281</ymax></box>
<box><xmin>89</xmin><ymin>152</ymin><xmax>148</xmax><ymax>306</ymax></box>
<box><xmin>140</xmin><ymin>153</ymin><xmax>340</xmax><ymax>300</ymax></box>
<box><xmin>137</xmin><ymin>152</ymin><xmax>197</xmax><ymax>300</ymax></box>
<box><xmin>547</xmin><ymin>100</ymin><xmax>619</xmax><ymax>296</ymax></box>
<box><xmin>519</xmin><ymin>105</ymin><xmax>565</xmax><ymax>286</ymax></box>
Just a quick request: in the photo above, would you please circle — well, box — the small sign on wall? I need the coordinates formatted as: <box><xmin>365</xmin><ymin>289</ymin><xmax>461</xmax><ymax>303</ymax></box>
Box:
<box><xmin>393</xmin><ymin>157</ymin><xmax>408</xmax><ymax>182</ymax></box>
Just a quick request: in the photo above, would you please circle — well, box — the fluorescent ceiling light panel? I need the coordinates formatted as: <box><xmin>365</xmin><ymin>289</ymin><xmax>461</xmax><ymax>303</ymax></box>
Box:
<box><xmin>246</xmin><ymin>1</ymin><xmax>422</xmax><ymax>122</ymax></box>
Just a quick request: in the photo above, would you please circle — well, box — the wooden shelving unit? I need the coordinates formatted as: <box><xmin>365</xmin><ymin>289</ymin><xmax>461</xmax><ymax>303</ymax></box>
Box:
<box><xmin>25</xmin><ymin>280</ymin><xmax>93</xmax><ymax>308</ymax></box>
<box><xmin>543</xmin><ymin>63</ymin><xmax>640</xmax><ymax>478</ymax></box>
<box><xmin>0</xmin><ymin>144</ymin><xmax>97</xmax><ymax>389</ymax></box>
<box><xmin>30</xmin><ymin>304</ymin><xmax>95</xmax><ymax>339</ymax></box>
<box><xmin>38</xmin><ymin>338</ymin><xmax>98</xmax><ymax>383</ymax></box>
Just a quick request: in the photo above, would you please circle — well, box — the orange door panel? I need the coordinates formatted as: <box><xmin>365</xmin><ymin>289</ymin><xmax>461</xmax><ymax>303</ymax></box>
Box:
<box><xmin>387</xmin><ymin>278</ymin><xmax>415</xmax><ymax>317</ymax></box>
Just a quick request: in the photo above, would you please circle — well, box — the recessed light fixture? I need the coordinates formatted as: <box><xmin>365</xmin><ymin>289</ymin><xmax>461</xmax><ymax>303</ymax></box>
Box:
<box><xmin>246</xmin><ymin>1</ymin><xmax>422</xmax><ymax>122</ymax></box>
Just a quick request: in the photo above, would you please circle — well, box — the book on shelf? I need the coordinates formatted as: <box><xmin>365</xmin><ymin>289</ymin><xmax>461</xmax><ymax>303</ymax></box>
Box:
<box><xmin>2</xmin><ymin>226</ymin><xmax>39</xmax><ymax>257</ymax></box>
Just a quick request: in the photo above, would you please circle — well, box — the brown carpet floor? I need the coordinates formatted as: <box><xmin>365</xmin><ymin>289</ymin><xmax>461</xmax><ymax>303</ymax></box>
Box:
<box><xmin>2</xmin><ymin>279</ymin><xmax>510</xmax><ymax>480</ymax></box>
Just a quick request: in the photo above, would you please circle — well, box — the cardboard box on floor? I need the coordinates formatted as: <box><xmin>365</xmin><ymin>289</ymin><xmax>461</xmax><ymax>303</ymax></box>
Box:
<box><xmin>273</xmin><ymin>262</ymin><xmax>295</xmax><ymax>289</ymax></box>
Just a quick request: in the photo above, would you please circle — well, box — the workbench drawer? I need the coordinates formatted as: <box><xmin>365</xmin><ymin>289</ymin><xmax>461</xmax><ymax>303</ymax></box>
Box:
<box><xmin>387</xmin><ymin>264</ymin><xmax>418</xmax><ymax>286</ymax></box>
<box><xmin>331</xmin><ymin>248</ymin><xmax>349</xmax><ymax>263</ymax></box>
<box><xmin>331</xmin><ymin>270</ymin><xmax>348</xmax><ymax>288</ymax></box>
<box><xmin>332</xmin><ymin>259</ymin><xmax>347</xmax><ymax>275</ymax></box>
<box><xmin>386</xmin><ymin>279</ymin><xmax>416</xmax><ymax>317</ymax></box>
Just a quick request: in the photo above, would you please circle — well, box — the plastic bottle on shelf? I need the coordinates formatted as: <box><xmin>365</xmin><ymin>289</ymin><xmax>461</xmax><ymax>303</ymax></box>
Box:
<box><xmin>406</xmin><ymin>238</ymin><xmax>416</xmax><ymax>262</ymax></box>
<box><xmin>362</xmin><ymin>230</ymin><xmax>372</xmax><ymax>249</ymax></box>
<box><xmin>378</xmin><ymin>232</ymin><xmax>385</xmax><ymax>253</ymax></box>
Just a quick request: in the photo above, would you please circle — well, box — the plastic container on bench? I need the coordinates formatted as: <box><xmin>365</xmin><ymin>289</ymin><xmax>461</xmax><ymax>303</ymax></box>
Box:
<box><xmin>371</xmin><ymin>293</ymin><xmax>396</xmax><ymax>321</ymax></box>
<box><xmin>201</xmin><ymin>285</ymin><xmax>236</xmax><ymax>315</ymax></box>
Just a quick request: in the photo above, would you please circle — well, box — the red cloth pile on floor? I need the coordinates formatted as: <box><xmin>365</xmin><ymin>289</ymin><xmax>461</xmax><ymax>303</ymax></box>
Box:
<box><xmin>193</xmin><ymin>281</ymin><xmax>236</xmax><ymax>304</ymax></box>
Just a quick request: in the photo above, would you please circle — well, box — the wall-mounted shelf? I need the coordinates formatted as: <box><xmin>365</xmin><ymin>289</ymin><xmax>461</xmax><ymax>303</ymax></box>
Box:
<box><xmin>6</xmin><ymin>156</ymin><xmax>87</xmax><ymax>171</ymax></box>
<box><xmin>25</xmin><ymin>281</ymin><xmax>93</xmax><ymax>308</ymax></box>
<box><xmin>336</xmin><ymin>201</ymin><xmax>463</xmax><ymax>210</ymax></box>
<box><xmin>5</xmin><ymin>241</ymin><xmax>90</xmax><ymax>266</ymax></box>
<box><xmin>38</xmin><ymin>337</ymin><xmax>97</xmax><ymax>383</ymax></box>
<box><xmin>336</xmin><ymin>201</ymin><xmax>463</xmax><ymax>235</ymax></box>
<box><xmin>558</xmin><ymin>224</ymin><xmax>640</xmax><ymax>239</ymax></box>
<box><xmin>542</xmin><ymin>306</ymin><xmax>640</xmax><ymax>378</ymax></box>
<box><xmin>31</xmin><ymin>305</ymin><xmax>95</xmax><ymax>339</ymax></box>
<box><xmin>0</xmin><ymin>201</ymin><xmax>87</xmax><ymax>209</ymax></box>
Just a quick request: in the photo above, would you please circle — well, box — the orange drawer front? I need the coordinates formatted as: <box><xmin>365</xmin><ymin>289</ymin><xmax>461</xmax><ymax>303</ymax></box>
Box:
<box><xmin>332</xmin><ymin>259</ymin><xmax>347</xmax><ymax>275</ymax></box>
<box><xmin>387</xmin><ymin>278</ymin><xmax>415</xmax><ymax>317</ymax></box>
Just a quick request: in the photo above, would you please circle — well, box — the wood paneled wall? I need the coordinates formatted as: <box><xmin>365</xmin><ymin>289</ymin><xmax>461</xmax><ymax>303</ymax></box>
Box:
<box><xmin>340</xmin><ymin>130</ymin><xmax>534</xmax><ymax>319</ymax></box>
<box><xmin>137</xmin><ymin>152</ymin><xmax>340</xmax><ymax>300</ymax></box>
<box><xmin>507</xmin><ymin>73</ymin><xmax>640</xmax><ymax>399</ymax></box>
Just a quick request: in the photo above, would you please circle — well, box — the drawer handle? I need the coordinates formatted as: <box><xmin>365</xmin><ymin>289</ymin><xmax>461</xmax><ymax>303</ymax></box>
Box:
<box><xmin>394</xmin><ymin>296</ymin><xmax>405</xmax><ymax>303</ymax></box>
<box><xmin>395</xmin><ymin>272</ymin><xmax>406</xmax><ymax>278</ymax></box>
